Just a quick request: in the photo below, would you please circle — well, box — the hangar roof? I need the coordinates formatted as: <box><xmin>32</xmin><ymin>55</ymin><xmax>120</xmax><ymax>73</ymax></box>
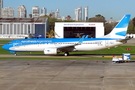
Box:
<box><xmin>0</xmin><ymin>18</ymin><xmax>48</xmax><ymax>23</ymax></box>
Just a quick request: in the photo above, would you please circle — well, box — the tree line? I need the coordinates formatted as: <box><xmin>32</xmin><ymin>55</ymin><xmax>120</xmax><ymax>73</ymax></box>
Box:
<box><xmin>41</xmin><ymin>14</ymin><xmax>135</xmax><ymax>35</ymax></box>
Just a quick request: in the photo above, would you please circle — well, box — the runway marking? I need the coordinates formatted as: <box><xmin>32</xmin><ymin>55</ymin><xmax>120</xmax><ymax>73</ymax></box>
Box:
<box><xmin>0</xmin><ymin>76</ymin><xmax>135</xmax><ymax>80</ymax></box>
<box><xmin>128</xmin><ymin>79</ymin><xmax>134</xmax><ymax>90</ymax></box>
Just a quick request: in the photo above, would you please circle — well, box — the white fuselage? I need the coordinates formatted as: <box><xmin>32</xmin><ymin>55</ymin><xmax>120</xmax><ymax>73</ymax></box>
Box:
<box><xmin>9</xmin><ymin>40</ymin><xmax>122</xmax><ymax>52</ymax></box>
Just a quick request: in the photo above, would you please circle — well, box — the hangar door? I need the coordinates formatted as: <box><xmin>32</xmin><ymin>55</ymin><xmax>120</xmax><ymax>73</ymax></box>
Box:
<box><xmin>64</xmin><ymin>27</ymin><xmax>95</xmax><ymax>38</ymax></box>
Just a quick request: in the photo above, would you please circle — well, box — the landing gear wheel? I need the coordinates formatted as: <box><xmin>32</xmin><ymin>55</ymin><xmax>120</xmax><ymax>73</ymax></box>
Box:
<box><xmin>64</xmin><ymin>52</ymin><xmax>69</xmax><ymax>56</ymax></box>
<box><xmin>15</xmin><ymin>53</ymin><xmax>17</xmax><ymax>56</ymax></box>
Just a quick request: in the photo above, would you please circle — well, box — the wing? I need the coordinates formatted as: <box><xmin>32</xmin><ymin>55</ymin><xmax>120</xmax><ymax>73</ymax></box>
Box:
<box><xmin>56</xmin><ymin>35</ymin><xmax>86</xmax><ymax>52</ymax></box>
<box><xmin>57</xmin><ymin>44</ymin><xmax>76</xmax><ymax>52</ymax></box>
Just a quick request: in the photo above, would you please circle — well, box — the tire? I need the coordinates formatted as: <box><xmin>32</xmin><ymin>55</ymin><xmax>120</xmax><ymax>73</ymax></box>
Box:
<box><xmin>64</xmin><ymin>52</ymin><xmax>69</xmax><ymax>56</ymax></box>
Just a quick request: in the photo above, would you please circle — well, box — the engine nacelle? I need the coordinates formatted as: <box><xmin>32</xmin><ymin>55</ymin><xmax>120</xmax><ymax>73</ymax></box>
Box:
<box><xmin>44</xmin><ymin>48</ymin><xmax>57</xmax><ymax>55</ymax></box>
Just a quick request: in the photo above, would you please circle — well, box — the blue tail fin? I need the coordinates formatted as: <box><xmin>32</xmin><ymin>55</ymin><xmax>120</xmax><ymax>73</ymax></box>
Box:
<box><xmin>103</xmin><ymin>14</ymin><xmax>131</xmax><ymax>38</ymax></box>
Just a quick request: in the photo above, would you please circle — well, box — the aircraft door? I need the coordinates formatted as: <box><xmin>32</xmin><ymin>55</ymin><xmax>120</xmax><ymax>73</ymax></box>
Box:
<box><xmin>105</xmin><ymin>40</ymin><xmax>109</xmax><ymax>47</ymax></box>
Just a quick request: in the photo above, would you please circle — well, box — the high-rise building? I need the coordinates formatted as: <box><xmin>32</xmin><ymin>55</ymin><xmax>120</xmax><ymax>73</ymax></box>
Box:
<box><xmin>75</xmin><ymin>9</ymin><xmax>79</xmax><ymax>21</ymax></box>
<box><xmin>2</xmin><ymin>7</ymin><xmax>14</xmax><ymax>18</ymax></box>
<box><xmin>32</xmin><ymin>6</ymin><xmax>40</xmax><ymax>18</ymax></box>
<box><xmin>84</xmin><ymin>6</ymin><xmax>88</xmax><ymax>21</ymax></box>
<box><xmin>0</xmin><ymin>0</ymin><xmax>3</xmax><ymax>17</ymax></box>
<box><xmin>75</xmin><ymin>6</ymin><xmax>82</xmax><ymax>21</ymax></box>
<box><xmin>78</xmin><ymin>6</ymin><xmax>82</xmax><ymax>21</ymax></box>
<box><xmin>55</xmin><ymin>9</ymin><xmax>60</xmax><ymax>19</ymax></box>
<box><xmin>18</xmin><ymin>5</ymin><xmax>27</xmax><ymax>18</ymax></box>
<box><xmin>40</xmin><ymin>7</ymin><xmax>46</xmax><ymax>16</ymax></box>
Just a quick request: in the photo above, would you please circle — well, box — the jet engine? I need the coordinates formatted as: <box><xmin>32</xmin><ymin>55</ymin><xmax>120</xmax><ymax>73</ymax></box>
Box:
<box><xmin>44</xmin><ymin>48</ymin><xmax>57</xmax><ymax>55</ymax></box>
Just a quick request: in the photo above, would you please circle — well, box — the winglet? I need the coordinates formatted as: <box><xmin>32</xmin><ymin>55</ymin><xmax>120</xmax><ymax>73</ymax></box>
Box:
<box><xmin>85</xmin><ymin>35</ymin><xmax>89</xmax><ymax>38</ymax></box>
<box><xmin>78</xmin><ymin>35</ymin><xmax>85</xmax><ymax>44</ymax></box>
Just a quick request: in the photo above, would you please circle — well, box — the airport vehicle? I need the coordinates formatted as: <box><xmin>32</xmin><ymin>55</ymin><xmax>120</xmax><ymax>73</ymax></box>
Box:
<box><xmin>2</xmin><ymin>14</ymin><xmax>131</xmax><ymax>56</ymax></box>
<box><xmin>112</xmin><ymin>57</ymin><xmax>124</xmax><ymax>63</ymax></box>
<box><xmin>112</xmin><ymin>53</ymin><xmax>131</xmax><ymax>63</ymax></box>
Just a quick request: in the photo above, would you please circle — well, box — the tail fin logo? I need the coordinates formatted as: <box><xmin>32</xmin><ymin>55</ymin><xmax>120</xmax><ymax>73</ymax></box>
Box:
<box><xmin>97</xmin><ymin>14</ymin><xmax>130</xmax><ymax>38</ymax></box>
<box><xmin>115</xmin><ymin>14</ymin><xmax>130</xmax><ymax>28</ymax></box>
<box><xmin>115</xmin><ymin>31</ymin><xmax>126</xmax><ymax>36</ymax></box>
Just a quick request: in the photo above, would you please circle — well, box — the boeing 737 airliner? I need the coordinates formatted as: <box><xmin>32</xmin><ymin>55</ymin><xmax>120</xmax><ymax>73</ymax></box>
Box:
<box><xmin>2</xmin><ymin>14</ymin><xmax>131</xmax><ymax>56</ymax></box>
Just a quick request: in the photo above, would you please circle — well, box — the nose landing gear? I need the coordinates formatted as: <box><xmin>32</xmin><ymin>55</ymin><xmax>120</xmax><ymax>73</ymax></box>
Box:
<box><xmin>64</xmin><ymin>52</ymin><xmax>69</xmax><ymax>56</ymax></box>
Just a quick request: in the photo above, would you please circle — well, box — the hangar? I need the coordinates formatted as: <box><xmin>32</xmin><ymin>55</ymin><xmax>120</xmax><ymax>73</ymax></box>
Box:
<box><xmin>55</xmin><ymin>22</ymin><xmax>104</xmax><ymax>38</ymax></box>
<box><xmin>0</xmin><ymin>18</ymin><xmax>48</xmax><ymax>38</ymax></box>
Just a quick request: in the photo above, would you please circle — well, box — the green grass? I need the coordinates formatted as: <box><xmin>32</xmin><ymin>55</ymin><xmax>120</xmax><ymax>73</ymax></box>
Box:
<box><xmin>0</xmin><ymin>40</ymin><xmax>12</xmax><ymax>43</ymax></box>
<box><xmin>0</xmin><ymin>57</ymin><xmax>111</xmax><ymax>60</ymax></box>
<box><xmin>0</xmin><ymin>57</ymin><xmax>135</xmax><ymax>60</ymax></box>
<box><xmin>70</xmin><ymin>46</ymin><xmax>135</xmax><ymax>55</ymax></box>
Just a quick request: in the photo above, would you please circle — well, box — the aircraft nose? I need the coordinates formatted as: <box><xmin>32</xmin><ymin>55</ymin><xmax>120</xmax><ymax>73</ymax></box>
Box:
<box><xmin>2</xmin><ymin>44</ymin><xmax>10</xmax><ymax>50</ymax></box>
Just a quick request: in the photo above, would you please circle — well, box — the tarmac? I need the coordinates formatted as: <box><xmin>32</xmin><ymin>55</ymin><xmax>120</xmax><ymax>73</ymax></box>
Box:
<box><xmin>0</xmin><ymin>60</ymin><xmax>135</xmax><ymax>90</ymax></box>
<box><xmin>0</xmin><ymin>38</ymin><xmax>135</xmax><ymax>90</ymax></box>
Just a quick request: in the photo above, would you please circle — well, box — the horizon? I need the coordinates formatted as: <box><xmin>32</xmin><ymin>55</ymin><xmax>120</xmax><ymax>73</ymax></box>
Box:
<box><xmin>3</xmin><ymin>0</ymin><xmax>135</xmax><ymax>21</ymax></box>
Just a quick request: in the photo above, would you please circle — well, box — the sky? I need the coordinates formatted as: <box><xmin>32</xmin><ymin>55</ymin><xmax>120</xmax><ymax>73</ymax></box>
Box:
<box><xmin>3</xmin><ymin>0</ymin><xmax>135</xmax><ymax>21</ymax></box>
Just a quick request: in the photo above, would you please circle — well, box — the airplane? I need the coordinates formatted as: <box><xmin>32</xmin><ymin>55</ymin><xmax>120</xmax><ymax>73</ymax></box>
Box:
<box><xmin>2</xmin><ymin>14</ymin><xmax>131</xmax><ymax>56</ymax></box>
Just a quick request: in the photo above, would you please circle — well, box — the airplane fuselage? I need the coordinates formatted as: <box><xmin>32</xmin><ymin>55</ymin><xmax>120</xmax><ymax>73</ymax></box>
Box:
<box><xmin>2</xmin><ymin>14</ymin><xmax>131</xmax><ymax>56</ymax></box>
<box><xmin>3</xmin><ymin>38</ymin><xmax>123</xmax><ymax>54</ymax></box>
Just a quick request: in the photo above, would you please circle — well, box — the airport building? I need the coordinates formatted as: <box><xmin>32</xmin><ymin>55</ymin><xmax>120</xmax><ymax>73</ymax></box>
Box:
<box><xmin>55</xmin><ymin>22</ymin><xmax>104</xmax><ymax>38</ymax></box>
<box><xmin>0</xmin><ymin>18</ymin><xmax>48</xmax><ymax>38</ymax></box>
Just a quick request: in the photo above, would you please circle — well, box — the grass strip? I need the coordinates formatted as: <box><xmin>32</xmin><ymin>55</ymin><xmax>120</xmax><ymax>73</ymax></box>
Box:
<box><xmin>0</xmin><ymin>40</ymin><xmax>11</xmax><ymax>44</ymax></box>
<box><xmin>0</xmin><ymin>57</ymin><xmax>135</xmax><ymax>60</ymax></box>
<box><xmin>0</xmin><ymin>57</ymin><xmax>112</xmax><ymax>60</ymax></box>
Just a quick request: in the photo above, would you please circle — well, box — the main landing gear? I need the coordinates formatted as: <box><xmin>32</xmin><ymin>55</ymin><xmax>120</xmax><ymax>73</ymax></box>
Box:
<box><xmin>64</xmin><ymin>52</ymin><xmax>69</xmax><ymax>56</ymax></box>
<box><xmin>14</xmin><ymin>52</ymin><xmax>17</xmax><ymax>56</ymax></box>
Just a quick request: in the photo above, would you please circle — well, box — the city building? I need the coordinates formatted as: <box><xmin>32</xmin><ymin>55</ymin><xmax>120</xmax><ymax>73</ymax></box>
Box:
<box><xmin>78</xmin><ymin>6</ymin><xmax>82</xmax><ymax>21</ymax></box>
<box><xmin>32</xmin><ymin>6</ymin><xmax>40</xmax><ymax>18</ymax></box>
<box><xmin>0</xmin><ymin>0</ymin><xmax>3</xmax><ymax>18</ymax></box>
<box><xmin>75</xmin><ymin>6</ymin><xmax>82</xmax><ymax>21</ymax></box>
<box><xmin>18</xmin><ymin>5</ymin><xmax>27</xmax><ymax>18</ymax></box>
<box><xmin>66</xmin><ymin>15</ymin><xmax>71</xmax><ymax>20</ymax></box>
<box><xmin>61</xmin><ymin>16</ymin><xmax>66</xmax><ymax>21</ymax></box>
<box><xmin>84</xmin><ymin>6</ymin><xmax>88</xmax><ymax>21</ymax></box>
<box><xmin>2</xmin><ymin>7</ymin><xmax>14</xmax><ymax>18</ymax></box>
<box><xmin>55</xmin><ymin>9</ymin><xmax>60</xmax><ymax>19</ymax></box>
<box><xmin>75</xmin><ymin>9</ymin><xmax>79</xmax><ymax>21</ymax></box>
<box><xmin>0</xmin><ymin>18</ymin><xmax>48</xmax><ymax>38</ymax></box>
<box><xmin>49</xmin><ymin>12</ymin><xmax>55</xmax><ymax>18</ymax></box>
<box><xmin>40</xmin><ymin>7</ymin><xmax>47</xmax><ymax>16</ymax></box>
<box><xmin>55</xmin><ymin>22</ymin><xmax>104</xmax><ymax>38</ymax></box>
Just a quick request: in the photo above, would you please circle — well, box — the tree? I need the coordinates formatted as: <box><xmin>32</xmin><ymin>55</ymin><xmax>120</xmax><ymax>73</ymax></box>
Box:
<box><xmin>132</xmin><ymin>17</ymin><xmax>135</xmax><ymax>30</ymax></box>
<box><xmin>104</xmin><ymin>22</ymin><xmax>117</xmax><ymax>35</ymax></box>
<box><xmin>40</xmin><ymin>15</ymin><xmax>59</xmax><ymax>30</ymax></box>
<box><xmin>88</xmin><ymin>14</ymin><xmax>106</xmax><ymax>24</ymax></box>
<box><xmin>127</xmin><ymin>20</ymin><xmax>135</xmax><ymax>34</ymax></box>
<box><xmin>46</xmin><ymin>30</ymin><xmax>60</xmax><ymax>38</ymax></box>
<box><xmin>132</xmin><ymin>17</ymin><xmax>135</xmax><ymax>33</ymax></box>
